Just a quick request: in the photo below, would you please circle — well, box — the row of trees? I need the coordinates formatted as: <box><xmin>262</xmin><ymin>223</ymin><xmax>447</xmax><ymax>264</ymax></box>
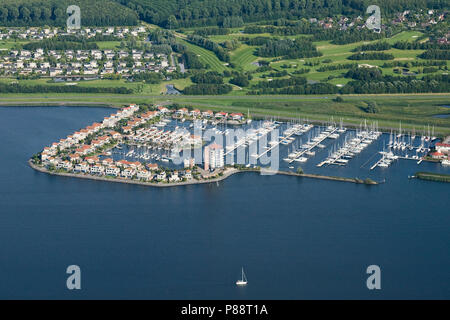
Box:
<box><xmin>347</xmin><ymin>52</ymin><xmax>395</xmax><ymax>60</ymax></box>
<box><xmin>193</xmin><ymin>27</ymin><xmax>230</xmax><ymax>36</ymax></box>
<box><xmin>382</xmin><ymin>60</ymin><xmax>448</xmax><ymax>68</ymax></box>
<box><xmin>317</xmin><ymin>63</ymin><xmax>358</xmax><ymax>72</ymax></box>
<box><xmin>256</xmin><ymin>38</ymin><xmax>322</xmax><ymax>59</ymax></box>
<box><xmin>0</xmin><ymin>83</ymin><xmax>132</xmax><ymax>94</ymax></box>
<box><xmin>419</xmin><ymin>49</ymin><xmax>450</xmax><ymax>60</ymax></box>
<box><xmin>248</xmin><ymin>73</ymin><xmax>450</xmax><ymax>95</ymax></box>
<box><xmin>312</xmin><ymin>28</ymin><xmax>387</xmax><ymax>45</ymax></box>
<box><xmin>191</xmin><ymin>71</ymin><xmax>224</xmax><ymax>84</ymax></box>
<box><xmin>183</xmin><ymin>84</ymin><xmax>232</xmax><ymax>95</ymax></box>
<box><xmin>23</xmin><ymin>39</ymin><xmax>99</xmax><ymax>51</ymax></box>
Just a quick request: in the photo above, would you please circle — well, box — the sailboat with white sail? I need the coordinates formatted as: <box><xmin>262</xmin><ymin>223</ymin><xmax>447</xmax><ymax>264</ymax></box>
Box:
<box><xmin>236</xmin><ymin>267</ymin><xmax>248</xmax><ymax>286</ymax></box>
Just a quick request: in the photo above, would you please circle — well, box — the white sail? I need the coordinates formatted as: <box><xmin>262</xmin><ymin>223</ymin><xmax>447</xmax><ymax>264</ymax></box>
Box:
<box><xmin>236</xmin><ymin>267</ymin><xmax>248</xmax><ymax>286</ymax></box>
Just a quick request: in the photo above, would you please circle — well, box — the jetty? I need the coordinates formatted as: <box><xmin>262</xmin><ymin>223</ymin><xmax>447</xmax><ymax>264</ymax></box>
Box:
<box><xmin>288</xmin><ymin>126</ymin><xmax>338</xmax><ymax>164</ymax></box>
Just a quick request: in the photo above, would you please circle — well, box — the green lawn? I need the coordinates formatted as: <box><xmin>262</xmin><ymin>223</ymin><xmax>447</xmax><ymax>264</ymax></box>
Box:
<box><xmin>179</xmin><ymin>39</ymin><xmax>229</xmax><ymax>72</ymax></box>
<box><xmin>1</xmin><ymin>93</ymin><xmax>449</xmax><ymax>135</ymax></box>
<box><xmin>95</xmin><ymin>41</ymin><xmax>122</xmax><ymax>50</ymax></box>
<box><xmin>230</xmin><ymin>44</ymin><xmax>259</xmax><ymax>71</ymax></box>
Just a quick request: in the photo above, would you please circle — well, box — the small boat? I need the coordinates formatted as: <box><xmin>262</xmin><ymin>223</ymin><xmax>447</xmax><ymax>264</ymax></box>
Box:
<box><xmin>236</xmin><ymin>267</ymin><xmax>248</xmax><ymax>286</ymax></box>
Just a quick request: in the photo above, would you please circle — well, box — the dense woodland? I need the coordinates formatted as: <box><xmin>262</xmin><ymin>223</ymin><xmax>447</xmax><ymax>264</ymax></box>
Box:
<box><xmin>0</xmin><ymin>0</ymin><xmax>448</xmax><ymax>28</ymax></box>
<box><xmin>0</xmin><ymin>0</ymin><xmax>138</xmax><ymax>27</ymax></box>
<box><xmin>113</xmin><ymin>0</ymin><xmax>448</xmax><ymax>28</ymax></box>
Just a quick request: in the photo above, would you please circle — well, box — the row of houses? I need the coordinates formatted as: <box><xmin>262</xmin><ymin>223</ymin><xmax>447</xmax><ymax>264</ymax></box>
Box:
<box><xmin>307</xmin><ymin>9</ymin><xmax>447</xmax><ymax>32</ymax></box>
<box><xmin>50</xmin><ymin>155</ymin><xmax>192</xmax><ymax>182</ymax></box>
<box><xmin>0</xmin><ymin>26</ymin><xmax>147</xmax><ymax>41</ymax></box>
<box><xmin>171</xmin><ymin>107</ymin><xmax>244</xmax><ymax>121</ymax></box>
<box><xmin>127</xmin><ymin>126</ymin><xmax>202</xmax><ymax>149</ymax></box>
<box><xmin>1</xmin><ymin>48</ymin><xmax>173</xmax><ymax>77</ymax></box>
<box><xmin>41</xmin><ymin>104</ymin><xmax>138</xmax><ymax>161</ymax></box>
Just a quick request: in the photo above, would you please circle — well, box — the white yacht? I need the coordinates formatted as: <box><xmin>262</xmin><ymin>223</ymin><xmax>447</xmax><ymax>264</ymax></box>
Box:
<box><xmin>236</xmin><ymin>267</ymin><xmax>248</xmax><ymax>286</ymax></box>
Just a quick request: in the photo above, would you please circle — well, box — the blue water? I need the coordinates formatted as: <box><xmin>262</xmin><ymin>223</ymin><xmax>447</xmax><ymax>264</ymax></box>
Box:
<box><xmin>0</xmin><ymin>106</ymin><xmax>449</xmax><ymax>299</ymax></box>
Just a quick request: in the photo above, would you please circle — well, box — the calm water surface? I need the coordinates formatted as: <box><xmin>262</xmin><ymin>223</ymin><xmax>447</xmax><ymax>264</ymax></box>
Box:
<box><xmin>0</xmin><ymin>106</ymin><xmax>449</xmax><ymax>299</ymax></box>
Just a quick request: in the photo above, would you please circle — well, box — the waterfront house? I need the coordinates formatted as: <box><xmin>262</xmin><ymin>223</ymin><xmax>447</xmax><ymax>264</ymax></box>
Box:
<box><xmin>56</xmin><ymin>160</ymin><xmax>65</xmax><ymax>169</ymax></box>
<box><xmin>128</xmin><ymin>161</ymin><xmax>143</xmax><ymax>170</ymax></box>
<box><xmin>102</xmin><ymin>158</ymin><xmax>114</xmax><ymax>166</ymax></box>
<box><xmin>215</xmin><ymin>111</ymin><xmax>228</xmax><ymax>119</ymax></box>
<box><xmin>229</xmin><ymin>113</ymin><xmax>244</xmax><ymax>121</ymax></box>
<box><xmin>435</xmin><ymin>143</ymin><xmax>450</xmax><ymax>155</ymax></box>
<box><xmin>137</xmin><ymin>169</ymin><xmax>152</xmax><ymax>181</ymax></box>
<box><xmin>117</xmin><ymin>159</ymin><xmax>132</xmax><ymax>168</ymax></box>
<box><xmin>431</xmin><ymin>151</ymin><xmax>446</xmax><ymax>159</ymax></box>
<box><xmin>85</xmin><ymin>156</ymin><xmax>99</xmax><ymax>164</ymax></box>
<box><xmin>146</xmin><ymin>163</ymin><xmax>158</xmax><ymax>171</ymax></box>
<box><xmin>184</xmin><ymin>170</ymin><xmax>193</xmax><ymax>180</ymax></box>
<box><xmin>62</xmin><ymin>161</ymin><xmax>73</xmax><ymax>170</ymax></box>
<box><xmin>156</xmin><ymin>106</ymin><xmax>170</xmax><ymax>114</ymax></box>
<box><xmin>175</xmin><ymin>108</ymin><xmax>188</xmax><ymax>116</ymax></box>
<box><xmin>190</xmin><ymin>109</ymin><xmax>201</xmax><ymax>117</ymax></box>
<box><xmin>202</xmin><ymin>110</ymin><xmax>214</xmax><ymax>118</ymax></box>
<box><xmin>121</xmin><ymin>168</ymin><xmax>135</xmax><ymax>178</ymax></box>
<box><xmin>169</xmin><ymin>172</ymin><xmax>180</xmax><ymax>182</ymax></box>
<box><xmin>74</xmin><ymin>162</ymin><xmax>90</xmax><ymax>173</ymax></box>
<box><xmin>90</xmin><ymin>164</ymin><xmax>105</xmax><ymax>175</ymax></box>
<box><xmin>105</xmin><ymin>166</ymin><xmax>120</xmax><ymax>177</ymax></box>
<box><xmin>156</xmin><ymin>171</ymin><xmax>166</xmax><ymax>181</ymax></box>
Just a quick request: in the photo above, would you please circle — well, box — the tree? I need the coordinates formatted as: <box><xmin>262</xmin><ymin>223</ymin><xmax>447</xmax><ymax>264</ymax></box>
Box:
<box><xmin>167</xmin><ymin>15</ymin><xmax>178</xmax><ymax>29</ymax></box>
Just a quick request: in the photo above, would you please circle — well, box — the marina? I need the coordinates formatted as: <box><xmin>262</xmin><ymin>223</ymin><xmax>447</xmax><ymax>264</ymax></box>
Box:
<box><xmin>29</xmin><ymin>102</ymin><xmax>449</xmax><ymax>187</ymax></box>
<box><xmin>1</xmin><ymin>106</ymin><xmax>450</xmax><ymax>299</ymax></box>
<box><xmin>286</xmin><ymin>125</ymin><xmax>339</xmax><ymax>164</ymax></box>
<box><xmin>318</xmin><ymin>122</ymin><xmax>382</xmax><ymax>167</ymax></box>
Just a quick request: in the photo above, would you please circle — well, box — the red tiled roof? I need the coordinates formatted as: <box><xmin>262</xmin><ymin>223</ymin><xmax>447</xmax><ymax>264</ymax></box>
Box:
<box><xmin>436</xmin><ymin>143</ymin><xmax>450</xmax><ymax>148</ymax></box>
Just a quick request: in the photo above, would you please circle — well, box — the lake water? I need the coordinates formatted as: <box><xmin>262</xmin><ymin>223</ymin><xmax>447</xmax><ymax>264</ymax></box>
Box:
<box><xmin>0</xmin><ymin>106</ymin><xmax>449</xmax><ymax>299</ymax></box>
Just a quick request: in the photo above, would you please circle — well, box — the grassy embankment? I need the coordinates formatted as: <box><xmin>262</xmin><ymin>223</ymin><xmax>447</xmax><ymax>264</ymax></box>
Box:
<box><xmin>415</xmin><ymin>172</ymin><xmax>450</xmax><ymax>183</ymax></box>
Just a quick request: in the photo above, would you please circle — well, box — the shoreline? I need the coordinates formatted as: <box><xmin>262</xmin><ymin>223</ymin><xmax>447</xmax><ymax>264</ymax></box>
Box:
<box><xmin>2</xmin><ymin>102</ymin><xmax>449</xmax><ymax>138</ymax></box>
<box><xmin>28</xmin><ymin>159</ymin><xmax>243</xmax><ymax>188</ymax></box>
<box><xmin>28</xmin><ymin>160</ymin><xmax>378</xmax><ymax>187</ymax></box>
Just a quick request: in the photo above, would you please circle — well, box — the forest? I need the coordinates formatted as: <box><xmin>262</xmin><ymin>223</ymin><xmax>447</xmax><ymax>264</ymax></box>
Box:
<box><xmin>112</xmin><ymin>0</ymin><xmax>448</xmax><ymax>28</ymax></box>
<box><xmin>0</xmin><ymin>0</ymin><xmax>138</xmax><ymax>27</ymax></box>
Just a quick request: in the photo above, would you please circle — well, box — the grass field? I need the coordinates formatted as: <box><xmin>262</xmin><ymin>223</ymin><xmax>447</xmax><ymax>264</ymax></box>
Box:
<box><xmin>230</xmin><ymin>44</ymin><xmax>259</xmax><ymax>71</ymax></box>
<box><xmin>179</xmin><ymin>39</ymin><xmax>230</xmax><ymax>72</ymax></box>
<box><xmin>95</xmin><ymin>41</ymin><xmax>122</xmax><ymax>50</ymax></box>
<box><xmin>1</xmin><ymin>93</ymin><xmax>449</xmax><ymax>135</ymax></box>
